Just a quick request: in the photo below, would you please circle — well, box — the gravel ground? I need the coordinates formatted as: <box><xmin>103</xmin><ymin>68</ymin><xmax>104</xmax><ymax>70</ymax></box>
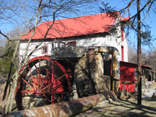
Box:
<box><xmin>74</xmin><ymin>98</ymin><xmax>156</xmax><ymax>117</ymax></box>
<box><xmin>142</xmin><ymin>82</ymin><xmax>156</xmax><ymax>99</ymax></box>
<box><xmin>74</xmin><ymin>83</ymin><xmax>156</xmax><ymax>117</ymax></box>
<box><xmin>1</xmin><ymin>82</ymin><xmax>156</xmax><ymax>116</ymax></box>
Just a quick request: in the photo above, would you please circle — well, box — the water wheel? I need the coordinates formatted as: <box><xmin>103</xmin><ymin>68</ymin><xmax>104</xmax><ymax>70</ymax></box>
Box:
<box><xmin>15</xmin><ymin>56</ymin><xmax>72</xmax><ymax>110</ymax></box>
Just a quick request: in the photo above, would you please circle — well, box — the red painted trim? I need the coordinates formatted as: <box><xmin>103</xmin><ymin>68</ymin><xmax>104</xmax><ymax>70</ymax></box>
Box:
<box><xmin>42</xmin><ymin>45</ymin><xmax>48</xmax><ymax>54</ymax></box>
<box><xmin>120</xmin><ymin>17</ymin><xmax>130</xmax><ymax>22</ymax></box>
<box><xmin>68</xmin><ymin>41</ymin><xmax>76</xmax><ymax>46</ymax></box>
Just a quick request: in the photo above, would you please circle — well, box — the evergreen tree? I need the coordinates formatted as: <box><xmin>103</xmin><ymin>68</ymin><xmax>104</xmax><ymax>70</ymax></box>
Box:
<box><xmin>0</xmin><ymin>41</ymin><xmax>16</xmax><ymax>78</ymax></box>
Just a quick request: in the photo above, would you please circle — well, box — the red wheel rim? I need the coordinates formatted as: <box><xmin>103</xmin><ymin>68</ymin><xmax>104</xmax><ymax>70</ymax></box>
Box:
<box><xmin>15</xmin><ymin>56</ymin><xmax>71</xmax><ymax>110</ymax></box>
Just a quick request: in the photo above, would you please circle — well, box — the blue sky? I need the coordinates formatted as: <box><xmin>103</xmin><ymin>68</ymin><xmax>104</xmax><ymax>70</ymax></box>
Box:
<box><xmin>1</xmin><ymin>0</ymin><xmax>155</xmax><ymax>51</ymax></box>
<box><xmin>103</xmin><ymin>0</ymin><xmax>156</xmax><ymax>51</ymax></box>
<box><xmin>79</xmin><ymin>0</ymin><xmax>156</xmax><ymax>51</ymax></box>
<box><xmin>68</xmin><ymin>0</ymin><xmax>156</xmax><ymax>51</ymax></box>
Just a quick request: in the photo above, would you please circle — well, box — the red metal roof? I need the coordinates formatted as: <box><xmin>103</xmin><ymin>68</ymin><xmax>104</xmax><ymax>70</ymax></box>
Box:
<box><xmin>21</xmin><ymin>11</ymin><xmax>129</xmax><ymax>40</ymax></box>
<box><xmin>120</xmin><ymin>61</ymin><xmax>153</xmax><ymax>69</ymax></box>
<box><xmin>120</xmin><ymin>17</ymin><xmax>130</xmax><ymax>22</ymax></box>
<box><xmin>152</xmin><ymin>70</ymin><xmax>156</xmax><ymax>73</ymax></box>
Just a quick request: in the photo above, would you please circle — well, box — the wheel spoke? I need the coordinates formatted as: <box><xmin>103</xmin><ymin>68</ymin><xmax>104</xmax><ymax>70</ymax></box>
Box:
<box><xmin>21</xmin><ymin>90</ymin><xmax>35</xmax><ymax>93</ymax></box>
<box><xmin>26</xmin><ymin>76</ymin><xmax>34</xmax><ymax>83</ymax></box>
<box><xmin>15</xmin><ymin>57</ymin><xmax>72</xmax><ymax>110</ymax></box>
<box><xmin>38</xmin><ymin>58</ymin><xmax>41</xmax><ymax>78</ymax></box>
<box><xmin>51</xmin><ymin>61</ymin><xmax>54</xmax><ymax>104</ymax></box>
<box><xmin>41</xmin><ymin>83</ymin><xmax>52</xmax><ymax>92</ymax></box>
<box><xmin>61</xmin><ymin>94</ymin><xmax>63</xmax><ymax>101</ymax></box>
<box><xmin>41</xmin><ymin>94</ymin><xmax>52</xmax><ymax>103</ymax></box>
<box><xmin>37</xmin><ymin>76</ymin><xmax>46</xmax><ymax>89</ymax></box>
<box><xmin>54</xmin><ymin>95</ymin><xmax>62</xmax><ymax>102</ymax></box>
<box><xmin>46</xmin><ymin>68</ymin><xmax>49</xmax><ymax>78</ymax></box>
<box><xmin>53</xmin><ymin>75</ymin><xmax>65</xmax><ymax>83</ymax></box>
<box><xmin>26</xmin><ymin>76</ymin><xmax>43</xmax><ymax>90</ymax></box>
<box><xmin>51</xmin><ymin>91</ymin><xmax>68</xmax><ymax>94</ymax></box>
<box><xmin>52</xmin><ymin>61</ymin><xmax>54</xmax><ymax>82</ymax></box>
<box><xmin>27</xmin><ymin>64</ymin><xmax>33</xmax><ymax>78</ymax></box>
<box><xmin>45</xmin><ymin>67</ymin><xmax>55</xmax><ymax>83</ymax></box>
<box><xmin>19</xmin><ymin>76</ymin><xmax>34</xmax><ymax>90</ymax></box>
<box><xmin>53</xmin><ymin>82</ymin><xmax>64</xmax><ymax>92</ymax></box>
<box><xmin>34</xmin><ymin>64</ymin><xmax>40</xmax><ymax>76</ymax></box>
<box><xmin>39</xmin><ymin>58</ymin><xmax>41</xmax><ymax>73</ymax></box>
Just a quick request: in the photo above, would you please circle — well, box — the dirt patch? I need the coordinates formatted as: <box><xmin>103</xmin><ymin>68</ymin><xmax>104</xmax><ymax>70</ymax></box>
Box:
<box><xmin>74</xmin><ymin>98</ymin><xmax>156</xmax><ymax>117</ymax></box>
<box><xmin>149</xmin><ymin>82</ymin><xmax>156</xmax><ymax>89</ymax></box>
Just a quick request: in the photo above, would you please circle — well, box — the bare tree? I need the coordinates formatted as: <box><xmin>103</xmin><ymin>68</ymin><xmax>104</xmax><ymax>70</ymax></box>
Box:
<box><xmin>142</xmin><ymin>49</ymin><xmax>156</xmax><ymax>70</ymax></box>
<box><xmin>128</xmin><ymin>43</ymin><xmax>137</xmax><ymax>63</ymax></box>
<box><xmin>100</xmin><ymin>0</ymin><xmax>156</xmax><ymax>105</ymax></box>
<box><xmin>0</xmin><ymin>0</ymin><xmax>99</xmax><ymax>113</ymax></box>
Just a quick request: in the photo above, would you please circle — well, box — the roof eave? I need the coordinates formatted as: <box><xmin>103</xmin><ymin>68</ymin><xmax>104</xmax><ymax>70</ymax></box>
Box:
<box><xmin>120</xmin><ymin>17</ymin><xmax>131</xmax><ymax>25</ymax></box>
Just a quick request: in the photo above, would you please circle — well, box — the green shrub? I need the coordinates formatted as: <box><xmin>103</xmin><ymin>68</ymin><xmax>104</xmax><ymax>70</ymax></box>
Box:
<box><xmin>0</xmin><ymin>41</ymin><xmax>17</xmax><ymax>78</ymax></box>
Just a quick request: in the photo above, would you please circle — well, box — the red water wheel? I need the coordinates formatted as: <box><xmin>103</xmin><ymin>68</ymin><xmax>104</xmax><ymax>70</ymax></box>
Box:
<box><xmin>15</xmin><ymin>56</ymin><xmax>71</xmax><ymax>110</ymax></box>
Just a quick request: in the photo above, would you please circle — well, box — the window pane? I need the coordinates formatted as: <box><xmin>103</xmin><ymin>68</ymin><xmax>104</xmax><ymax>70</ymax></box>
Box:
<box><xmin>42</xmin><ymin>46</ymin><xmax>48</xmax><ymax>54</ymax></box>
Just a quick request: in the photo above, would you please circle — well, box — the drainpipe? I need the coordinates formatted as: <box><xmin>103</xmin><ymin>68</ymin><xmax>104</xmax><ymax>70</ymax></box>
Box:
<box><xmin>98</xmin><ymin>46</ymin><xmax>120</xmax><ymax>91</ymax></box>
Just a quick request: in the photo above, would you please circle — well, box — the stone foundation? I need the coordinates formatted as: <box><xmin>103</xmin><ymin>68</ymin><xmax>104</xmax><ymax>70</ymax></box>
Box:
<box><xmin>73</xmin><ymin>51</ymin><xmax>110</xmax><ymax>99</ymax></box>
<box><xmin>22</xmin><ymin>97</ymin><xmax>47</xmax><ymax>109</ymax></box>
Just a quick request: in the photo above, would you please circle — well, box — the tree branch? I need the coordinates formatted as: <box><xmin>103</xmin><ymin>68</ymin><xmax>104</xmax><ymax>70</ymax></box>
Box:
<box><xmin>129</xmin><ymin>0</ymin><xmax>151</xmax><ymax>21</ymax></box>
<box><xmin>0</xmin><ymin>47</ymin><xmax>12</xmax><ymax>58</ymax></box>
<box><xmin>0</xmin><ymin>31</ymin><xmax>10</xmax><ymax>40</ymax></box>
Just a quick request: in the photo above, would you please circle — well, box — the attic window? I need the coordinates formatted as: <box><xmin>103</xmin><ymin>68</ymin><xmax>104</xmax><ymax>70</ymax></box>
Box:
<box><xmin>68</xmin><ymin>41</ymin><xmax>76</xmax><ymax>47</ymax></box>
<box><xmin>42</xmin><ymin>45</ymin><xmax>48</xmax><ymax>54</ymax></box>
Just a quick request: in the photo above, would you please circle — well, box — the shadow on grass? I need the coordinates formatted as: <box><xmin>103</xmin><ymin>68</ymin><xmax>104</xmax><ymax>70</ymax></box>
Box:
<box><xmin>74</xmin><ymin>98</ymin><xmax>156</xmax><ymax>117</ymax></box>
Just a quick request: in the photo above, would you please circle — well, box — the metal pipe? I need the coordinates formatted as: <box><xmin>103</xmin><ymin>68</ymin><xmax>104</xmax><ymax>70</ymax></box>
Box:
<box><xmin>3</xmin><ymin>91</ymin><xmax>117</xmax><ymax>117</ymax></box>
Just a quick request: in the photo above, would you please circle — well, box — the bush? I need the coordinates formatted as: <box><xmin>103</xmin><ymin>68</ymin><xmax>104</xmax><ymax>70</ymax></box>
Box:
<box><xmin>0</xmin><ymin>41</ymin><xmax>17</xmax><ymax>78</ymax></box>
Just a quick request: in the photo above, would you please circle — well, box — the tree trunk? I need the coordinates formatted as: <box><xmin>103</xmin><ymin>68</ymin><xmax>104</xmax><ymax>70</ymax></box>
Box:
<box><xmin>137</xmin><ymin>0</ymin><xmax>142</xmax><ymax>105</ymax></box>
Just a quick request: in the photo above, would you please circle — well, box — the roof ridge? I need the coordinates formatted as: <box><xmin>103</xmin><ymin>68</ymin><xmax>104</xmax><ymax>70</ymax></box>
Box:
<box><xmin>21</xmin><ymin>11</ymin><xmax>129</xmax><ymax>40</ymax></box>
<box><xmin>40</xmin><ymin>11</ymin><xmax>121</xmax><ymax>24</ymax></box>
